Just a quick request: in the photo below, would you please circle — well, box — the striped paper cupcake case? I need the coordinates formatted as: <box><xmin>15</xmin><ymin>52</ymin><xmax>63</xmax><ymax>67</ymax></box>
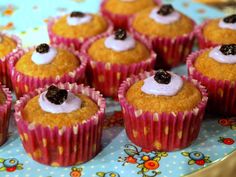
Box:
<box><xmin>118</xmin><ymin>71</ymin><xmax>208</xmax><ymax>151</ymax></box>
<box><xmin>0</xmin><ymin>84</ymin><xmax>12</xmax><ymax>146</ymax></box>
<box><xmin>8</xmin><ymin>44</ymin><xmax>87</xmax><ymax>99</ymax></box>
<box><xmin>81</xmin><ymin>31</ymin><xmax>156</xmax><ymax>98</ymax></box>
<box><xmin>0</xmin><ymin>33</ymin><xmax>22</xmax><ymax>89</ymax></box>
<box><xmin>187</xmin><ymin>49</ymin><xmax>236</xmax><ymax>116</ymax></box>
<box><xmin>14</xmin><ymin>82</ymin><xmax>106</xmax><ymax>166</ymax></box>
<box><xmin>196</xmin><ymin>20</ymin><xmax>218</xmax><ymax>49</ymax></box>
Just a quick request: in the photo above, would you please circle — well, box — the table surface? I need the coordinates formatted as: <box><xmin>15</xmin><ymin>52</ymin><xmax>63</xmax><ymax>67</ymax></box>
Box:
<box><xmin>0</xmin><ymin>0</ymin><xmax>235</xmax><ymax>177</ymax></box>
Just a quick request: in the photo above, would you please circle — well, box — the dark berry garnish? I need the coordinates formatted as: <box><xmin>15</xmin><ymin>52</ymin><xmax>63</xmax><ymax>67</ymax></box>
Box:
<box><xmin>220</xmin><ymin>44</ymin><xmax>236</xmax><ymax>55</ymax></box>
<box><xmin>223</xmin><ymin>14</ymin><xmax>236</xmax><ymax>24</ymax></box>
<box><xmin>46</xmin><ymin>85</ymin><xmax>68</xmax><ymax>105</ymax></box>
<box><xmin>154</xmin><ymin>69</ymin><xmax>171</xmax><ymax>84</ymax></box>
<box><xmin>157</xmin><ymin>4</ymin><xmax>174</xmax><ymax>16</ymax></box>
<box><xmin>36</xmin><ymin>43</ymin><xmax>50</xmax><ymax>54</ymax></box>
<box><xmin>114</xmin><ymin>28</ymin><xmax>127</xmax><ymax>40</ymax></box>
<box><xmin>70</xmin><ymin>11</ymin><xmax>85</xmax><ymax>18</ymax></box>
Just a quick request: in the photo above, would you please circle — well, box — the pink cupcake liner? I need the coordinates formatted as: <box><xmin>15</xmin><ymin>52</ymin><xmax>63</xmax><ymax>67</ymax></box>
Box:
<box><xmin>0</xmin><ymin>33</ymin><xmax>22</xmax><ymax>89</ymax></box>
<box><xmin>187</xmin><ymin>49</ymin><xmax>236</xmax><ymax>115</ymax></box>
<box><xmin>196</xmin><ymin>20</ymin><xmax>218</xmax><ymax>49</ymax></box>
<box><xmin>8</xmin><ymin>44</ymin><xmax>87</xmax><ymax>99</ymax></box>
<box><xmin>129</xmin><ymin>17</ymin><xmax>196</xmax><ymax>69</ymax></box>
<box><xmin>81</xmin><ymin>31</ymin><xmax>156</xmax><ymax>98</ymax></box>
<box><xmin>14</xmin><ymin>82</ymin><xmax>106</xmax><ymax>166</ymax></box>
<box><xmin>100</xmin><ymin>0</ymin><xmax>161</xmax><ymax>30</ymax></box>
<box><xmin>0</xmin><ymin>84</ymin><xmax>12</xmax><ymax>146</ymax></box>
<box><xmin>118</xmin><ymin>70</ymin><xmax>208</xmax><ymax>151</ymax></box>
<box><xmin>47</xmin><ymin>15</ymin><xmax>114</xmax><ymax>51</ymax></box>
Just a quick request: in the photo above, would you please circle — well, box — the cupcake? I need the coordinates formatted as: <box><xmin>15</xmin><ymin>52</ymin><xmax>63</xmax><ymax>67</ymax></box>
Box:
<box><xmin>48</xmin><ymin>11</ymin><xmax>113</xmax><ymax>50</ymax></box>
<box><xmin>9</xmin><ymin>43</ymin><xmax>87</xmax><ymax>98</ymax></box>
<box><xmin>197</xmin><ymin>14</ymin><xmax>236</xmax><ymax>49</ymax></box>
<box><xmin>100</xmin><ymin>0</ymin><xmax>161</xmax><ymax>29</ymax></box>
<box><xmin>118</xmin><ymin>70</ymin><xmax>208</xmax><ymax>151</ymax></box>
<box><xmin>187</xmin><ymin>44</ymin><xmax>236</xmax><ymax>115</ymax></box>
<box><xmin>0</xmin><ymin>83</ymin><xmax>12</xmax><ymax>146</ymax></box>
<box><xmin>81</xmin><ymin>28</ymin><xmax>156</xmax><ymax>98</ymax></box>
<box><xmin>14</xmin><ymin>83</ymin><xmax>106</xmax><ymax>166</ymax></box>
<box><xmin>129</xmin><ymin>4</ymin><xmax>196</xmax><ymax>69</ymax></box>
<box><xmin>0</xmin><ymin>33</ymin><xmax>21</xmax><ymax>88</ymax></box>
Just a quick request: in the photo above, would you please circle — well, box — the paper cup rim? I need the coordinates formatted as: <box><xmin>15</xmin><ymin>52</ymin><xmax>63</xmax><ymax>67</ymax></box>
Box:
<box><xmin>0</xmin><ymin>84</ymin><xmax>12</xmax><ymax>113</ymax></box>
<box><xmin>9</xmin><ymin>44</ymin><xmax>88</xmax><ymax>83</ymax></box>
<box><xmin>14</xmin><ymin>82</ymin><xmax>106</xmax><ymax>130</ymax></box>
<box><xmin>186</xmin><ymin>47</ymin><xmax>236</xmax><ymax>86</ymax></box>
<box><xmin>118</xmin><ymin>70</ymin><xmax>208</xmax><ymax>117</ymax></box>
<box><xmin>80</xmin><ymin>30</ymin><xmax>156</xmax><ymax>68</ymax></box>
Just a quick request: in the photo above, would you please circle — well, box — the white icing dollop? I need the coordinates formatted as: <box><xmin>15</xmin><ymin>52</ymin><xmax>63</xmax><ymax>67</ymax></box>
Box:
<box><xmin>67</xmin><ymin>14</ymin><xmax>92</xmax><ymax>26</ymax></box>
<box><xmin>31</xmin><ymin>47</ymin><xmax>57</xmax><ymax>65</ymax></box>
<box><xmin>219</xmin><ymin>20</ymin><xmax>236</xmax><ymax>30</ymax></box>
<box><xmin>39</xmin><ymin>91</ymin><xmax>82</xmax><ymax>114</ymax></box>
<box><xmin>104</xmin><ymin>34</ymin><xmax>136</xmax><ymax>52</ymax></box>
<box><xmin>141</xmin><ymin>72</ymin><xmax>183</xmax><ymax>96</ymax></box>
<box><xmin>209</xmin><ymin>46</ymin><xmax>236</xmax><ymax>64</ymax></box>
<box><xmin>149</xmin><ymin>7</ymin><xmax>180</xmax><ymax>24</ymax></box>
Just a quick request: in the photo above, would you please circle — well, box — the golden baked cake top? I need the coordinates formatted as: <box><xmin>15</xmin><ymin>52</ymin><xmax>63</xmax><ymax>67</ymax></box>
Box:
<box><xmin>15</xmin><ymin>43</ymin><xmax>80</xmax><ymax>78</ymax></box>
<box><xmin>52</xmin><ymin>11</ymin><xmax>109</xmax><ymax>39</ymax></box>
<box><xmin>88</xmin><ymin>28</ymin><xmax>150</xmax><ymax>64</ymax></box>
<box><xmin>126</xmin><ymin>69</ymin><xmax>202</xmax><ymax>113</ymax></box>
<box><xmin>0</xmin><ymin>34</ymin><xmax>17</xmax><ymax>58</ymax></box>
<box><xmin>203</xmin><ymin>14</ymin><xmax>236</xmax><ymax>44</ymax></box>
<box><xmin>132</xmin><ymin>4</ymin><xmax>195</xmax><ymax>38</ymax></box>
<box><xmin>22</xmin><ymin>85</ymin><xmax>99</xmax><ymax>128</ymax></box>
<box><xmin>194</xmin><ymin>44</ymin><xmax>236</xmax><ymax>81</ymax></box>
<box><xmin>104</xmin><ymin>0</ymin><xmax>156</xmax><ymax>15</ymax></box>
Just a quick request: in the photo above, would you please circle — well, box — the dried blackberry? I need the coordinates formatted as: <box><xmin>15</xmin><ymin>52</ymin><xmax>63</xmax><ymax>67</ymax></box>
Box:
<box><xmin>223</xmin><ymin>14</ymin><xmax>236</xmax><ymax>24</ymax></box>
<box><xmin>114</xmin><ymin>28</ymin><xmax>127</xmax><ymax>40</ymax></box>
<box><xmin>220</xmin><ymin>44</ymin><xmax>236</xmax><ymax>55</ymax></box>
<box><xmin>157</xmin><ymin>4</ymin><xmax>174</xmax><ymax>16</ymax></box>
<box><xmin>154</xmin><ymin>69</ymin><xmax>171</xmax><ymax>84</ymax></box>
<box><xmin>46</xmin><ymin>85</ymin><xmax>68</xmax><ymax>105</ymax></box>
<box><xmin>36</xmin><ymin>43</ymin><xmax>50</xmax><ymax>54</ymax></box>
<box><xmin>70</xmin><ymin>11</ymin><xmax>85</xmax><ymax>18</ymax></box>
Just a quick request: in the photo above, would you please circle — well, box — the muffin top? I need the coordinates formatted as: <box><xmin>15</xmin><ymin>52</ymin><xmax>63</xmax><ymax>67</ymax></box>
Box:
<box><xmin>88</xmin><ymin>29</ymin><xmax>150</xmax><ymax>64</ymax></box>
<box><xmin>0</xmin><ymin>88</ymin><xmax>6</xmax><ymax>105</ymax></box>
<box><xmin>203</xmin><ymin>14</ymin><xmax>236</xmax><ymax>44</ymax></box>
<box><xmin>194</xmin><ymin>44</ymin><xmax>236</xmax><ymax>81</ymax></box>
<box><xmin>126</xmin><ymin>70</ymin><xmax>202</xmax><ymax>113</ymax></box>
<box><xmin>132</xmin><ymin>5</ymin><xmax>194</xmax><ymax>38</ymax></box>
<box><xmin>104</xmin><ymin>0</ymin><xmax>156</xmax><ymax>15</ymax></box>
<box><xmin>15</xmin><ymin>43</ymin><xmax>80</xmax><ymax>78</ymax></box>
<box><xmin>52</xmin><ymin>11</ymin><xmax>109</xmax><ymax>39</ymax></box>
<box><xmin>0</xmin><ymin>35</ymin><xmax>17</xmax><ymax>58</ymax></box>
<box><xmin>22</xmin><ymin>85</ymin><xmax>98</xmax><ymax>128</ymax></box>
